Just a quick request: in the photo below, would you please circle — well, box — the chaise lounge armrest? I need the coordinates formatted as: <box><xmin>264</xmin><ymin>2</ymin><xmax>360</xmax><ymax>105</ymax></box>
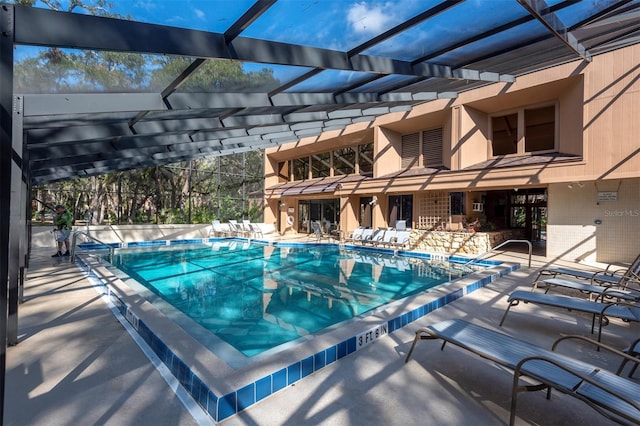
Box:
<box><xmin>513</xmin><ymin>350</ymin><xmax>640</xmax><ymax>426</ymax></box>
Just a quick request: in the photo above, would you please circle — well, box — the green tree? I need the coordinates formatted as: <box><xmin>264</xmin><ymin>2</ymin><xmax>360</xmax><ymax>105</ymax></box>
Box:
<box><xmin>18</xmin><ymin>0</ymin><xmax>273</xmax><ymax>225</ymax></box>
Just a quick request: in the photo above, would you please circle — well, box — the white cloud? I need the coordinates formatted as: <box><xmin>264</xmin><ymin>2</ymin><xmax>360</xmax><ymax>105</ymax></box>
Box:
<box><xmin>347</xmin><ymin>2</ymin><xmax>392</xmax><ymax>34</ymax></box>
<box><xmin>194</xmin><ymin>9</ymin><xmax>205</xmax><ymax>20</ymax></box>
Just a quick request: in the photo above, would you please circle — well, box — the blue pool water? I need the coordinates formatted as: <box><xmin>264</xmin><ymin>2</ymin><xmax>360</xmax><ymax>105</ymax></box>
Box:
<box><xmin>109</xmin><ymin>241</ymin><xmax>480</xmax><ymax>357</ymax></box>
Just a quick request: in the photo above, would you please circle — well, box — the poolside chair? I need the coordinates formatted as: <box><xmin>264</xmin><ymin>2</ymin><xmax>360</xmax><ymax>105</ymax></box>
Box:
<box><xmin>392</xmin><ymin>231</ymin><xmax>411</xmax><ymax>249</ymax></box>
<box><xmin>499</xmin><ymin>289</ymin><xmax>640</xmax><ymax>342</ymax></box>
<box><xmin>535</xmin><ymin>253</ymin><xmax>640</xmax><ymax>288</ymax></box>
<box><xmin>618</xmin><ymin>337</ymin><xmax>640</xmax><ymax>378</ymax></box>
<box><xmin>209</xmin><ymin>220</ymin><xmax>230</xmax><ymax>237</ymax></box>
<box><xmin>344</xmin><ymin>227</ymin><xmax>365</xmax><ymax>243</ymax></box>
<box><xmin>246</xmin><ymin>223</ymin><xmax>263</xmax><ymax>239</ymax></box>
<box><xmin>395</xmin><ymin>220</ymin><xmax>406</xmax><ymax>231</ymax></box>
<box><xmin>310</xmin><ymin>221</ymin><xmax>331</xmax><ymax>242</ymax></box>
<box><xmin>532</xmin><ymin>275</ymin><xmax>640</xmax><ymax>302</ymax></box>
<box><xmin>405</xmin><ymin>319</ymin><xmax>640</xmax><ymax>426</ymax></box>
<box><xmin>357</xmin><ymin>228</ymin><xmax>373</xmax><ymax>244</ymax></box>
<box><xmin>229</xmin><ymin>220</ymin><xmax>250</xmax><ymax>237</ymax></box>
<box><xmin>376</xmin><ymin>229</ymin><xmax>397</xmax><ymax>247</ymax></box>
<box><xmin>241</xmin><ymin>220</ymin><xmax>263</xmax><ymax>239</ymax></box>
<box><xmin>363</xmin><ymin>228</ymin><xmax>385</xmax><ymax>245</ymax></box>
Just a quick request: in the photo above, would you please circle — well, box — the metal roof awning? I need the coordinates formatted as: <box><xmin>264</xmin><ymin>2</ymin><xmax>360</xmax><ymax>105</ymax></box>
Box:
<box><xmin>266</xmin><ymin>175</ymin><xmax>368</xmax><ymax>196</ymax></box>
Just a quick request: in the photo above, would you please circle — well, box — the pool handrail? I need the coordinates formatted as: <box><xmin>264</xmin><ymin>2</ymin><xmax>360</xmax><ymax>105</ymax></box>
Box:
<box><xmin>463</xmin><ymin>239</ymin><xmax>532</xmax><ymax>268</ymax></box>
<box><xmin>70</xmin><ymin>230</ymin><xmax>115</xmax><ymax>263</ymax></box>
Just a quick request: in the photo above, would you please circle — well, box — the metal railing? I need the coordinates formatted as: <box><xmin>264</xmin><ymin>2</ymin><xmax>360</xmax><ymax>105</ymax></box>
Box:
<box><xmin>463</xmin><ymin>239</ymin><xmax>532</xmax><ymax>268</ymax></box>
<box><xmin>70</xmin><ymin>231</ymin><xmax>115</xmax><ymax>263</ymax></box>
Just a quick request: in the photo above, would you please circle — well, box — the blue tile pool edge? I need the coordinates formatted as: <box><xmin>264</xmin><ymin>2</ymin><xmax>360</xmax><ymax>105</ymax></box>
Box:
<box><xmin>75</xmin><ymin>238</ymin><xmax>519</xmax><ymax>423</ymax></box>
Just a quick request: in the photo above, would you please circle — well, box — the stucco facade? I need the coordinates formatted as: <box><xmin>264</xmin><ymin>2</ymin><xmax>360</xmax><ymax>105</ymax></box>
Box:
<box><xmin>263</xmin><ymin>43</ymin><xmax>640</xmax><ymax>264</ymax></box>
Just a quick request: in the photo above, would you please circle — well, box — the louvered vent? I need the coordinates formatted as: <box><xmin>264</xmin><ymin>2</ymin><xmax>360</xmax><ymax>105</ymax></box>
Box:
<box><xmin>422</xmin><ymin>128</ymin><xmax>443</xmax><ymax>167</ymax></box>
<box><xmin>401</xmin><ymin>132</ymin><xmax>420</xmax><ymax>168</ymax></box>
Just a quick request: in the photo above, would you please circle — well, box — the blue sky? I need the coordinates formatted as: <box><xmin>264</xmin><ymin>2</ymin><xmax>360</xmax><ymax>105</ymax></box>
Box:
<box><xmin>16</xmin><ymin>0</ymin><xmax>430</xmax><ymax>88</ymax></box>
<box><xmin>14</xmin><ymin>0</ymin><xmax>618</xmax><ymax>90</ymax></box>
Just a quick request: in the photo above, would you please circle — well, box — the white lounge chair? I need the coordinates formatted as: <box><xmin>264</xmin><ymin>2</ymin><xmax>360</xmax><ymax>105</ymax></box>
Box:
<box><xmin>356</xmin><ymin>228</ymin><xmax>373</xmax><ymax>244</ymax></box>
<box><xmin>228</xmin><ymin>220</ymin><xmax>249</xmax><ymax>237</ymax></box>
<box><xmin>310</xmin><ymin>221</ymin><xmax>331</xmax><ymax>242</ymax></box>
<box><xmin>209</xmin><ymin>220</ymin><xmax>231</xmax><ymax>237</ymax></box>
<box><xmin>363</xmin><ymin>228</ymin><xmax>385</xmax><ymax>245</ymax></box>
<box><xmin>247</xmin><ymin>222</ymin><xmax>263</xmax><ymax>239</ymax></box>
<box><xmin>392</xmin><ymin>231</ymin><xmax>411</xmax><ymax>249</ymax></box>
<box><xmin>344</xmin><ymin>227</ymin><xmax>365</xmax><ymax>243</ymax></box>
<box><xmin>376</xmin><ymin>229</ymin><xmax>397</xmax><ymax>247</ymax></box>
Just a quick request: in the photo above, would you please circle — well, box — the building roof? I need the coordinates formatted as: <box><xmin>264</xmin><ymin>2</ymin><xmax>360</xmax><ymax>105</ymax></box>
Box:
<box><xmin>9</xmin><ymin>1</ymin><xmax>640</xmax><ymax>184</ymax></box>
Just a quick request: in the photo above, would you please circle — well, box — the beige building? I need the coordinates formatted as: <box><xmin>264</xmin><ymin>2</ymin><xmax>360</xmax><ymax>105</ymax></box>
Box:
<box><xmin>263</xmin><ymin>43</ymin><xmax>640</xmax><ymax>264</ymax></box>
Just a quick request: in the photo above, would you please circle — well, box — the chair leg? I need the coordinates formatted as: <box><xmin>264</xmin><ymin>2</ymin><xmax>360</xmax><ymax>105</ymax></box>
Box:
<box><xmin>509</xmin><ymin>373</ymin><xmax>522</xmax><ymax>426</ymax></box>
<box><xmin>499</xmin><ymin>300</ymin><xmax>518</xmax><ymax>326</ymax></box>
<box><xmin>405</xmin><ymin>332</ymin><xmax>421</xmax><ymax>363</ymax></box>
<box><xmin>405</xmin><ymin>330</ymin><xmax>437</xmax><ymax>363</ymax></box>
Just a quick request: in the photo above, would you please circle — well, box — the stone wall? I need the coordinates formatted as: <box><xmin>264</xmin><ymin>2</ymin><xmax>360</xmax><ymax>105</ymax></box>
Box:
<box><xmin>407</xmin><ymin>229</ymin><xmax>525</xmax><ymax>255</ymax></box>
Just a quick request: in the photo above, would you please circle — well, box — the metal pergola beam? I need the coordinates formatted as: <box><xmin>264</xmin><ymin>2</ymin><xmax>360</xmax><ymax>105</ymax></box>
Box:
<box><xmin>517</xmin><ymin>0</ymin><xmax>591</xmax><ymax>61</ymax></box>
<box><xmin>12</xmin><ymin>5</ymin><xmax>512</xmax><ymax>82</ymax></box>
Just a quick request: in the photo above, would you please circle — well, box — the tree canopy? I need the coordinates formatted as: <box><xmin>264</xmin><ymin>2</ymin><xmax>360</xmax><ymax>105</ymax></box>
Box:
<box><xmin>18</xmin><ymin>0</ymin><xmax>274</xmax><ymax>225</ymax></box>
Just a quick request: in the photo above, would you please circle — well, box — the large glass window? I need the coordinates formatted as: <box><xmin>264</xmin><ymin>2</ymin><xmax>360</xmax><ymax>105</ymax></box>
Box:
<box><xmin>525</xmin><ymin>106</ymin><xmax>555</xmax><ymax>152</ymax></box>
<box><xmin>289</xmin><ymin>142</ymin><xmax>373</xmax><ymax>181</ymax></box>
<box><xmin>491</xmin><ymin>114</ymin><xmax>518</xmax><ymax>155</ymax></box>
<box><xmin>298</xmin><ymin>199</ymin><xmax>340</xmax><ymax>234</ymax></box>
<box><xmin>311</xmin><ymin>152</ymin><xmax>331</xmax><ymax>178</ymax></box>
<box><xmin>491</xmin><ymin>104</ymin><xmax>556</xmax><ymax>156</ymax></box>
<box><xmin>334</xmin><ymin>147</ymin><xmax>356</xmax><ymax>176</ymax></box>
<box><xmin>278</xmin><ymin>161</ymin><xmax>289</xmax><ymax>182</ymax></box>
<box><xmin>388</xmin><ymin>195</ymin><xmax>413</xmax><ymax>228</ymax></box>
<box><xmin>358</xmin><ymin>143</ymin><xmax>374</xmax><ymax>175</ymax></box>
<box><xmin>292</xmin><ymin>157</ymin><xmax>309</xmax><ymax>181</ymax></box>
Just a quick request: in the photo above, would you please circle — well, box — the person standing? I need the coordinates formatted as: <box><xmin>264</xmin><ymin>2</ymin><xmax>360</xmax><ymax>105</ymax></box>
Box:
<box><xmin>52</xmin><ymin>204</ymin><xmax>73</xmax><ymax>257</ymax></box>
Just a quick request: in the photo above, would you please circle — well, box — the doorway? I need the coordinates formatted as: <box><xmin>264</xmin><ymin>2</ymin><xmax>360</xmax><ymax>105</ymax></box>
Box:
<box><xmin>359</xmin><ymin>197</ymin><xmax>373</xmax><ymax>228</ymax></box>
<box><xmin>509</xmin><ymin>189</ymin><xmax>547</xmax><ymax>242</ymax></box>
<box><xmin>298</xmin><ymin>199</ymin><xmax>340</xmax><ymax>234</ymax></box>
<box><xmin>388</xmin><ymin>195</ymin><xmax>413</xmax><ymax>228</ymax></box>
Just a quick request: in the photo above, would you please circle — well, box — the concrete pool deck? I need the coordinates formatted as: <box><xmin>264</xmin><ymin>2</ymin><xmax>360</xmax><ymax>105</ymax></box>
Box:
<box><xmin>5</xmin><ymin>240</ymin><xmax>637</xmax><ymax>425</ymax></box>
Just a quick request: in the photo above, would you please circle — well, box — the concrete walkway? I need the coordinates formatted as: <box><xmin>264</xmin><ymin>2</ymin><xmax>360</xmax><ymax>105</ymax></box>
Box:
<box><xmin>5</xmin><ymin>244</ymin><xmax>637</xmax><ymax>425</ymax></box>
<box><xmin>4</xmin><ymin>247</ymin><xmax>200</xmax><ymax>426</ymax></box>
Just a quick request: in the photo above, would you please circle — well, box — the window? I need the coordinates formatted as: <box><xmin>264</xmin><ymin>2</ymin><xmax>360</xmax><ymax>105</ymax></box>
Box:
<box><xmin>402</xmin><ymin>128</ymin><xmax>443</xmax><ymax>168</ymax></box>
<box><xmin>491</xmin><ymin>114</ymin><xmax>518</xmax><ymax>155</ymax></box>
<box><xmin>422</xmin><ymin>128</ymin><xmax>443</xmax><ymax>167</ymax></box>
<box><xmin>311</xmin><ymin>152</ymin><xmax>331</xmax><ymax>178</ymax></box>
<box><xmin>450</xmin><ymin>192</ymin><xmax>465</xmax><ymax>215</ymax></box>
<box><xmin>525</xmin><ymin>106</ymin><xmax>555</xmax><ymax>152</ymax></box>
<box><xmin>388</xmin><ymin>195</ymin><xmax>413</xmax><ymax>228</ymax></box>
<box><xmin>292</xmin><ymin>157</ymin><xmax>309</xmax><ymax>181</ymax></box>
<box><xmin>291</xmin><ymin>144</ymin><xmax>370</xmax><ymax>180</ymax></box>
<box><xmin>278</xmin><ymin>161</ymin><xmax>289</xmax><ymax>182</ymax></box>
<box><xmin>401</xmin><ymin>133</ymin><xmax>419</xmax><ymax>168</ymax></box>
<box><xmin>358</xmin><ymin>143</ymin><xmax>374</xmax><ymax>175</ymax></box>
<box><xmin>298</xmin><ymin>199</ymin><xmax>340</xmax><ymax>234</ymax></box>
<box><xmin>491</xmin><ymin>104</ymin><xmax>556</xmax><ymax>156</ymax></box>
<box><xmin>334</xmin><ymin>147</ymin><xmax>356</xmax><ymax>176</ymax></box>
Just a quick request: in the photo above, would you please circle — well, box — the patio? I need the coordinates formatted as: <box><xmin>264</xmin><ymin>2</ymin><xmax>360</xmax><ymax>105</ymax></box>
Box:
<box><xmin>5</xmin><ymin>240</ymin><xmax>636</xmax><ymax>425</ymax></box>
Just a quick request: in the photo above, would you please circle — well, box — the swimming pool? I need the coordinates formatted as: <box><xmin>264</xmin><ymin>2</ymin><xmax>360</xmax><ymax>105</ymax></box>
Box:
<box><xmin>78</xmin><ymin>236</ymin><xmax>518</xmax><ymax>421</ymax></box>
<box><xmin>109</xmin><ymin>241</ymin><xmax>481</xmax><ymax>357</ymax></box>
